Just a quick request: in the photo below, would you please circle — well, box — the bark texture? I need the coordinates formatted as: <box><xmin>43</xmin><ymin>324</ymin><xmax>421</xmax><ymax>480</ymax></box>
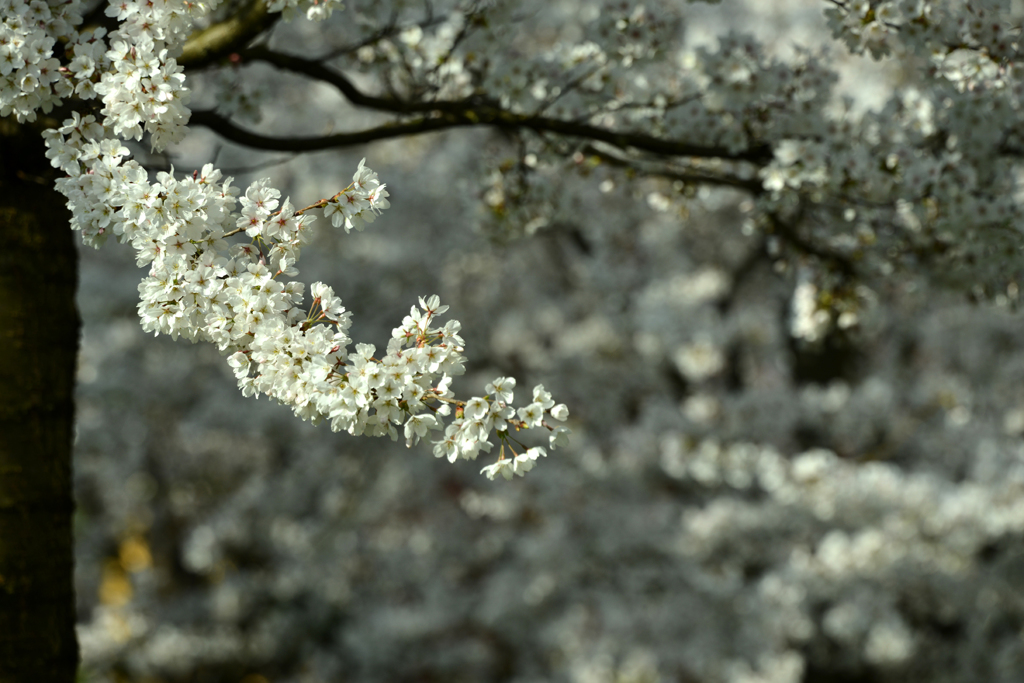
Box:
<box><xmin>0</xmin><ymin>119</ymin><xmax>80</xmax><ymax>683</ymax></box>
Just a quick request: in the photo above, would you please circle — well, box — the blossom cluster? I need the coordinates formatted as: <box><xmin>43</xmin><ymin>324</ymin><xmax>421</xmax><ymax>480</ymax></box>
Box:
<box><xmin>2</xmin><ymin>0</ymin><xmax>343</xmax><ymax>145</ymax></box>
<box><xmin>0</xmin><ymin>0</ymin><xmax>78</xmax><ymax>121</ymax></box>
<box><xmin>0</xmin><ymin>0</ymin><xmax>573</xmax><ymax>479</ymax></box>
<box><xmin>43</xmin><ymin>109</ymin><xmax>566</xmax><ymax>477</ymax></box>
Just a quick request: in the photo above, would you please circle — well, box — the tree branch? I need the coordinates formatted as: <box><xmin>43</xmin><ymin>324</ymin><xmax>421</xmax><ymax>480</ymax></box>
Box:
<box><xmin>179</xmin><ymin>1</ymin><xmax>279</xmax><ymax>70</ymax></box>
<box><xmin>227</xmin><ymin>46</ymin><xmax>774</xmax><ymax>164</ymax></box>
<box><xmin>189</xmin><ymin>109</ymin><xmax>501</xmax><ymax>150</ymax></box>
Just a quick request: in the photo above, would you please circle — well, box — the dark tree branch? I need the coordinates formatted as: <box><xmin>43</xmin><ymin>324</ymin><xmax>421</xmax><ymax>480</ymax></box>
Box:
<box><xmin>190</xmin><ymin>109</ymin><xmax>498</xmax><ymax>150</ymax></box>
<box><xmin>227</xmin><ymin>46</ymin><xmax>774</xmax><ymax>164</ymax></box>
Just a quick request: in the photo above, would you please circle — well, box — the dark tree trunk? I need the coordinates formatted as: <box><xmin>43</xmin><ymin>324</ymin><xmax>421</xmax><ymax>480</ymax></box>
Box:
<box><xmin>0</xmin><ymin>119</ymin><xmax>80</xmax><ymax>682</ymax></box>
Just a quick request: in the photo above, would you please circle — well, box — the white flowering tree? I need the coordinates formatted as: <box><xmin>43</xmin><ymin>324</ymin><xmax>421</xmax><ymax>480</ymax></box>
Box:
<box><xmin>5</xmin><ymin>0</ymin><xmax>1024</xmax><ymax>680</ymax></box>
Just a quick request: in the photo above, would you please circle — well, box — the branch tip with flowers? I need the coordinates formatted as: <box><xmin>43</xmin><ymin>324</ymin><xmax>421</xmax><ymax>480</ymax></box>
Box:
<box><xmin>44</xmin><ymin>109</ymin><xmax>567</xmax><ymax>479</ymax></box>
<box><xmin>7</xmin><ymin>0</ymin><xmax>569</xmax><ymax>480</ymax></box>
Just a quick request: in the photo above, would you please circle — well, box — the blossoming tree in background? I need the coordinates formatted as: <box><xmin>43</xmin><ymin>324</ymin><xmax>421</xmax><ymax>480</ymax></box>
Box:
<box><xmin>5</xmin><ymin>0</ymin><xmax>1024</xmax><ymax>680</ymax></box>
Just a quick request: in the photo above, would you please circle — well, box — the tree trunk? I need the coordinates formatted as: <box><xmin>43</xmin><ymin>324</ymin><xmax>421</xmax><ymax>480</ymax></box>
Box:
<box><xmin>0</xmin><ymin>120</ymin><xmax>80</xmax><ymax>682</ymax></box>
